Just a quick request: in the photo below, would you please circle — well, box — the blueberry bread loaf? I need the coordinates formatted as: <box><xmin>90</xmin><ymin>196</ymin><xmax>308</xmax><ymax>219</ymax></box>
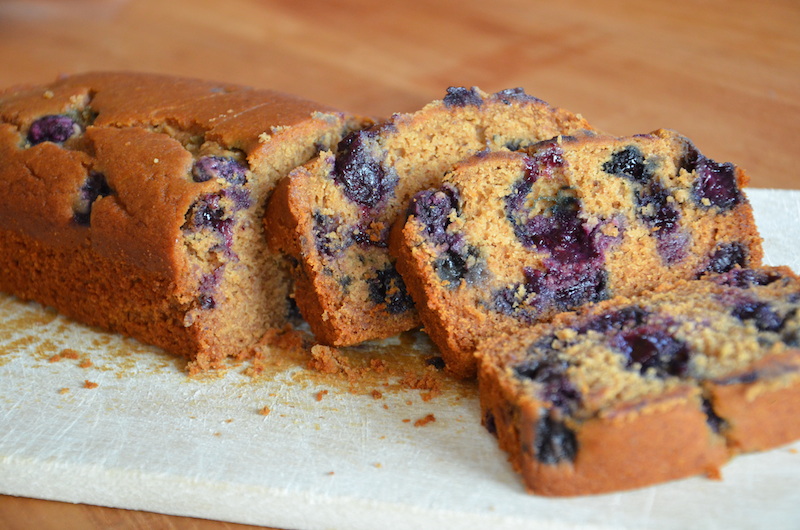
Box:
<box><xmin>478</xmin><ymin>266</ymin><xmax>800</xmax><ymax>496</ymax></box>
<box><xmin>264</xmin><ymin>87</ymin><xmax>593</xmax><ymax>346</ymax></box>
<box><xmin>391</xmin><ymin>130</ymin><xmax>762</xmax><ymax>376</ymax></box>
<box><xmin>0</xmin><ymin>72</ymin><xmax>365</xmax><ymax>370</ymax></box>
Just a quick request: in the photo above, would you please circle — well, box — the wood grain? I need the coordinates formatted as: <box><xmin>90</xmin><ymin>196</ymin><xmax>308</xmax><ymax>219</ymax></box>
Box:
<box><xmin>0</xmin><ymin>0</ymin><xmax>798</xmax><ymax>528</ymax></box>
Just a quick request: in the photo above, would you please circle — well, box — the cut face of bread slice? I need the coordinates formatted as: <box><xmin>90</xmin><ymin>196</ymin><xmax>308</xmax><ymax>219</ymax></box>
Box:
<box><xmin>265</xmin><ymin>87</ymin><xmax>594</xmax><ymax>346</ymax></box>
<box><xmin>392</xmin><ymin>130</ymin><xmax>762</xmax><ymax>376</ymax></box>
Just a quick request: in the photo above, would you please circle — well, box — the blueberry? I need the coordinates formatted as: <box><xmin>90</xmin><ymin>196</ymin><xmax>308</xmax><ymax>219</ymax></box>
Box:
<box><xmin>534</xmin><ymin>414</ymin><xmax>578</xmax><ymax>464</ymax></box>
<box><xmin>579</xmin><ymin>305</ymin><xmax>649</xmax><ymax>334</ymax></box>
<box><xmin>442</xmin><ymin>86</ymin><xmax>483</xmax><ymax>108</ymax></box>
<box><xmin>367</xmin><ymin>265</ymin><xmax>414</xmax><ymax>314</ymax></box>
<box><xmin>192</xmin><ymin>156</ymin><xmax>248</xmax><ymax>185</ymax></box>
<box><xmin>603</xmin><ymin>145</ymin><xmax>653</xmax><ymax>184</ymax></box>
<box><xmin>198</xmin><ymin>268</ymin><xmax>223</xmax><ymax>310</ymax></box>
<box><xmin>73</xmin><ymin>172</ymin><xmax>112</xmax><ymax>226</ymax></box>
<box><xmin>731</xmin><ymin>300</ymin><xmax>786</xmax><ymax>332</ymax></box>
<box><xmin>425</xmin><ymin>356</ymin><xmax>446</xmax><ymax>370</ymax></box>
<box><xmin>701</xmin><ymin>398</ymin><xmax>726</xmax><ymax>433</ymax></box>
<box><xmin>27</xmin><ymin>115</ymin><xmax>79</xmax><ymax>145</ymax></box>
<box><xmin>691</xmin><ymin>156</ymin><xmax>741</xmax><ymax>211</ymax></box>
<box><xmin>351</xmin><ymin>219</ymin><xmax>389</xmax><ymax>248</ymax></box>
<box><xmin>711</xmin><ymin>268</ymin><xmax>783</xmax><ymax>289</ymax></box>
<box><xmin>514</xmin><ymin>355</ymin><xmax>581</xmax><ymax>412</ymax></box>
<box><xmin>410</xmin><ymin>184</ymin><xmax>461</xmax><ymax>247</ymax></box>
<box><xmin>185</xmin><ymin>193</ymin><xmax>237</xmax><ymax>253</ymax></box>
<box><xmin>313</xmin><ymin>211</ymin><xmax>351</xmax><ymax>257</ymax></box>
<box><xmin>703</xmin><ymin>242</ymin><xmax>747</xmax><ymax>275</ymax></box>
<box><xmin>483</xmin><ymin>409</ymin><xmax>498</xmax><ymax>436</ymax></box>
<box><xmin>332</xmin><ymin>131</ymin><xmax>396</xmax><ymax>209</ymax></box>
<box><xmin>635</xmin><ymin>182</ymin><xmax>686</xmax><ymax>264</ymax></box>
<box><xmin>495</xmin><ymin>87</ymin><xmax>545</xmax><ymax>105</ymax></box>
<box><xmin>611</xmin><ymin>327</ymin><xmax>691</xmax><ymax>377</ymax></box>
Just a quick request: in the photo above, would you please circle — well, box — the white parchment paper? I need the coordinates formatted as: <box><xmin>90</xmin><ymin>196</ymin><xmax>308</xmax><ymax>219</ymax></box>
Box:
<box><xmin>1</xmin><ymin>188</ymin><xmax>798</xmax><ymax>530</ymax></box>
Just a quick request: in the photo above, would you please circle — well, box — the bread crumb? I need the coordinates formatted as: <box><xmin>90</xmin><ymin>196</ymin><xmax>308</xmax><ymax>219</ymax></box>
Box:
<box><xmin>371</xmin><ymin>389</ymin><xmax>383</xmax><ymax>399</ymax></box>
<box><xmin>58</xmin><ymin>387</ymin><xmax>70</xmax><ymax>394</ymax></box>
<box><xmin>83</xmin><ymin>380</ymin><xmax>98</xmax><ymax>389</ymax></box>
<box><xmin>258</xmin><ymin>406</ymin><xmax>271</xmax><ymax>416</ymax></box>
<box><xmin>789</xmin><ymin>448</ymin><xmax>798</xmax><ymax>454</ymax></box>
<box><xmin>79</xmin><ymin>359</ymin><xmax>93</xmax><ymax>369</ymax></box>
<box><xmin>315</xmin><ymin>389</ymin><xmax>329</xmax><ymax>401</ymax></box>
<box><xmin>258</xmin><ymin>132</ymin><xmax>271</xmax><ymax>143</ymax></box>
<box><xmin>43</xmin><ymin>90</ymin><xmax>54</xmax><ymax>99</ymax></box>
<box><xmin>414</xmin><ymin>414</ymin><xmax>436</xmax><ymax>427</ymax></box>
<box><xmin>61</xmin><ymin>349</ymin><xmax>80</xmax><ymax>360</ymax></box>
<box><xmin>372</xmin><ymin>462</ymin><xmax>382</xmax><ymax>468</ymax></box>
<box><xmin>308</xmin><ymin>344</ymin><xmax>350</xmax><ymax>375</ymax></box>
<box><xmin>48</xmin><ymin>354</ymin><xmax>62</xmax><ymax>363</ymax></box>
<box><xmin>153</xmin><ymin>158</ymin><xmax>159</xmax><ymax>164</ymax></box>
<box><xmin>402</xmin><ymin>418</ymin><xmax>411</xmax><ymax>423</ymax></box>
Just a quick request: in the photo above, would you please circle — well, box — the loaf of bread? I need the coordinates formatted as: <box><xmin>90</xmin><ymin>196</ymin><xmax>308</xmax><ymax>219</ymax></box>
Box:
<box><xmin>478</xmin><ymin>266</ymin><xmax>800</xmax><ymax>496</ymax></box>
<box><xmin>264</xmin><ymin>87</ymin><xmax>594</xmax><ymax>346</ymax></box>
<box><xmin>0</xmin><ymin>72</ymin><xmax>365</xmax><ymax>370</ymax></box>
<box><xmin>391</xmin><ymin>130</ymin><xmax>763</xmax><ymax>376</ymax></box>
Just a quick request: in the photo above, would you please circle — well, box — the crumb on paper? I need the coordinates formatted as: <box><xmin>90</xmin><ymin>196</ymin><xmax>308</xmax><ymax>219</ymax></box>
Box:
<box><xmin>48</xmin><ymin>354</ymin><xmax>62</xmax><ymax>363</ymax></box>
<box><xmin>79</xmin><ymin>359</ymin><xmax>93</xmax><ymax>369</ymax></box>
<box><xmin>402</xmin><ymin>418</ymin><xmax>411</xmax><ymax>423</ymax></box>
<box><xmin>789</xmin><ymin>448</ymin><xmax>798</xmax><ymax>454</ymax></box>
<box><xmin>61</xmin><ymin>349</ymin><xmax>80</xmax><ymax>360</ymax></box>
<box><xmin>414</xmin><ymin>414</ymin><xmax>436</xmax><ymax>427</ymax></box>
<box><xmin>258</xmin><ymin>406</ymin><xmax>271</xmax><ymax>416</ymax></box>
<box><xmin>308</xmin><ymin>344</ymin><xmax>350</xmax><ymax>375</ymax></box>
<box><xmin>224</xmin><ymin>419</ymin><xmax>234</xmax><ymax>424</ymax></box>
<box><xmin>58</xmin><ymin>387</ymin><xmax>70</xmax><ymax>394</ymax></box>
<box><xmin>373</xmin><ymin>462</ymin><xmax>382</xmax><ymax>468</ymax></box>
<box><xmin>326</xmin><ymin>471</ymin><xmax>335</xmax><ymax>476</ymax></box>
<box><xmin>83</xmin><ymin>380</ymin><xmax>98</xmax><ymax>389</ymax></box>
<box><xmin>315</xmin><ymin>389</ymin><xmax>329</xmax><ymax>401</ymax></box>
<box><xmin>371</xmin><ymin>389</ymin><xmax>383</xmax><ymax>400</ymax></box>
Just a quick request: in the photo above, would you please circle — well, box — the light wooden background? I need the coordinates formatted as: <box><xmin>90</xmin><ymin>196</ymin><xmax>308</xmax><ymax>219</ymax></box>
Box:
<box><xmin>0</xmin><ymin>0</ymin><xmax>798</xmax><ymax>528</ymax></box>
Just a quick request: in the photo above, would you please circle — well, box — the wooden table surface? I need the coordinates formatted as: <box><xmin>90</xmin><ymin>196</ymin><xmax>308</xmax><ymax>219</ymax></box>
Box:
<box><xmin>0</xmin><ymin>0</ymin><xmax>798</xmax><ymax>528</ymax></box>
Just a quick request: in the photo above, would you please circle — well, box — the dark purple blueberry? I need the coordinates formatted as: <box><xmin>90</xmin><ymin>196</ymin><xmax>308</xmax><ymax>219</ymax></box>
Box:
<box><xmin>635</xmin><ymin>182</ymin><xmax>686</xmax><ymax>264</ymax></box>
<box><xmin>701</xmin><ymin>398</ymin><xmax>726</xmax><ymax>434</ymax></box>
<box><xmin>351</xmin><ymin>220</ymin><xmax>389</xmax><ymax>248</ymax></box>
<box><xmin>611</xmin><ymin>326</ymin><xmax>691</xmax><ymax>378</ymax></box>
<box><xmin>579</xmin><ymin>305</ymin><xmax>649</xmax><ymax>334</ymax></box>
<box><xmin>703</xmin><ymin>242</ymin><xmax>747</xmax><ymax>275</ymax></box>
<box><xmin>435</xmin><ymin>244</ymin><xmax>484</xmax><ymax>287</ymax></box>
<box><xmin>27</xmin><ymin>114</ymin><xmax>79</xmax><ymax>145</ymax></box>
<box><xmin>313</xmin><ymin>211</ymin><xmax>351</xmax><ymax>257</ymax></box>
<box><xmin>514</xmin><ymin>355</ymin><xmax>581</xmax><ymax>412</ymax></box>
<box><xmin>491</xmin><ymin>262</ymin><xmax>608</xmax><ymax>323</ymax></box>
<box><xmin>192</xmin><ymin>156</ymin><xmax>248</xmax><ymax>185</ymax></box>
<box><xmin>516</xmin><ymin>195</ymin><xmax>598</xmax><ymax>263</ymax></box>
<box><xmin>691</xmin><ymin>156</ymin><xmax>741</xmax><ymax>211</ymax></box>
<box><xmin>495</xmin><ymin>87</ymin><xmax>545</xmax><ymax>105</ymax></box>
<box><xmin>73</xmin><ymin>172</ymin><xmax>112</xmax><ymax>226</ymax></box>
<box><xmin>603</xmin><ymin>145</ymin><xmax>653</xmax><ymax>184</ymax></box>
<box><xmin>332</xmin><ymin>130</ymin><xmax>396</xmax><ymax>209</ymax></box>
<box><xmin>410</xmin><ymin>184</ymin><xmax>461</xmax><ymax>247</ymax></box>
<box><xmin>367</xmin><ymin>264</ymin><xmax>414</xmax><ymax>314</ymax></box>
<box><xmin>534</xmin><ymin>414</ymin><xmax>578</xmax><ymax>465</ymax></box>
<box><xmin>711</xmin><ymin>268</ymin><xmax>783</xmax><ymax>289</ymax></box>
<box><xmin>731</xmin><ymin>300</ymin><xmax>787</xmax><ymax>332</ymax></box>
<box><xmin>425</xmin><ymin>356</ymin><xmax>446</xmax><ymax>370</ymax></box>
<box><xmin>483</xmin><ymin>409</ymin><xmax>497</xmax><ymax>436</ymax></box>
<box><xmin>198</xmin><ymin>268</ymin><xmax>224</xmax><ymax>310</ymax></box>
<box><xmin>185</xmin><ymin>193</ymin><xmax>236</xmax><ymax>254</ymax></box>
<box><xmin>442</xmin><ymin>86</ymin><xmax>483</xmax><ymax>108</ymax></box>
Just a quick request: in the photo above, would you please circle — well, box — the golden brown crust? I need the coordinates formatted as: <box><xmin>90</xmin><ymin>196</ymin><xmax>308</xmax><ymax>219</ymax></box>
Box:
<box><xmin>0</xmin><ymin>71</ymin><xmax>360</xmax><ymax>367</ymax></box>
